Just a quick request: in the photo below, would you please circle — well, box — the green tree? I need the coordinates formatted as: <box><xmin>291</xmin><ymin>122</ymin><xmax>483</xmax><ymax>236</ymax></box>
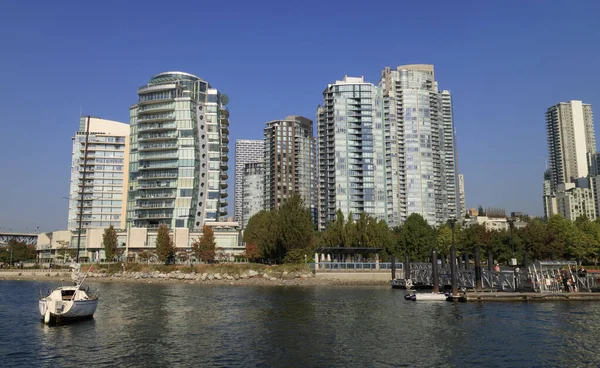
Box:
<box><xmin>436</xmin><ymin>225</ymin><xmax>453</xmax><ymax>262</ymax></box>
<box><xmin>277</xmin><ymin>193</ymin><xmax>315</xmax><ymax>253</ymax></box>
<box><xmin>571</xmin><ymin>216</ymin><xmax>597</xmax><ymax>262</ymax></box>
<box><xmin>244</xmin><ymin>210</ymin><xmax>281</xmax><ymax>260</ymax></box>
<box><xmin>196</xmin><ymin>225</ymin><xmax>216</xmax><ymax>262</ymax></box>
<box><xmin>520</xmin><ymin>218</ymin><xmax>548</xmax><ymax>261</ymax></box>
<box><xmin>321</xmin><ymin>209</ymin><xmax>346</xmax><ymax>247</ymax></box>
<box><xmin>102</xmin><ymin>225</ymin><xmax>119</xmax><ymax>262</ymax></box>
<box><xmin>395</xmin><ymin>213</ymin><xmax>435</xmax><ymax>262</ymax></box>
<box><xmin>1</xmin><ymin>240</ymin><xmax>37</xmax><ymax>263</ymax></box>
<box><xmin>155</xmin><ymin>224</ymin><xmax>175</xmax><ymax>263</ymax></box>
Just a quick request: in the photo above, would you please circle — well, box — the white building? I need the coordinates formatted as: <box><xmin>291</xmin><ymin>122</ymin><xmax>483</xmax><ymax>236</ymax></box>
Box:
<box><xmin>458</xmin><ymin>174</ymin><xmax>466</xmax><ymax>218</ymax></box>
<box><xmin>241</xmin><ymin>161</ymin><xmax>265</xmax><ymax>228</ymax></box>
<box><xmin>379</xmin><ymin>64</ymin><xmax>458</xmax><ymax>226</ymax></box>
<box><xmin>37</xmin><ymin>222</ymin><xmax>242</xmax><ymax>263</ymax></box>
<box><xmin>316</xmin><ymin>76</ymin><xmax>388</xmax><ymax>229</ymax></box>
<box><xmin>234</xmin><ymin>139</ymin><xmax>264</xmax><ymax>224</ymax></box>
<box><xmin>555</xmin><ymin>182</ymin><xmax>596</xmax><ymax>221</ymax></box>
<box><xmin>546</xmin><ymin>100</ymin><xmax>595</xmax><ymax>190</ymax></box>
<box><xmin>127</xmin><ymin>71</ymin><xmax>230</xmax><ymax>230</ymax></box>
<box><xmin>68</xmin><ymin>117</ymin><xmax>130</xmax><ymax>231</ymax></box>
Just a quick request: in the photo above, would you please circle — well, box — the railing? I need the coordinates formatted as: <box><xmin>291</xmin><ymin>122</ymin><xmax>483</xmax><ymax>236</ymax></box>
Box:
<box><xmin>314</xmin><ymin>262</ymin><xmax>400</xmax><ymax>271</ymax></box>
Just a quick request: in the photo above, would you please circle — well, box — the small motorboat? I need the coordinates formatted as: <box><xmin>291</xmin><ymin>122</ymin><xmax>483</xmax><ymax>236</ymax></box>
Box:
<box><xmin>39</xmin><ymin>263</ymin><xmax>98</xmax><ymax>324</ymax></box>
<box><xmin>404</xmin><ymin>292</ymin><xmax>449</xmax><ymax>301</ymax></box>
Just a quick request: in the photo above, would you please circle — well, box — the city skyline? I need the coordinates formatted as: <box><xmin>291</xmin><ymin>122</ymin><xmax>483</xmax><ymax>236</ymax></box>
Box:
<box><xmin>2</xmin><ymin>1</ymin><xmax>600</xmax><ymax>232</ymax></box>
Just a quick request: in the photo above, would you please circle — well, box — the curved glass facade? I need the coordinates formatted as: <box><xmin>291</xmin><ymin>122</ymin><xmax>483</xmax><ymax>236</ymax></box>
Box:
<box><xmin>127</xmin><ymin>71</ymin><xmax>229</xmax><ymax>229</ymax></box>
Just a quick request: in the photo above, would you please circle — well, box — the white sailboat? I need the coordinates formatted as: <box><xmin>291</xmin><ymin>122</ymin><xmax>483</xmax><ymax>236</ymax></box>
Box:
<box><xmin>39</xmin><ymin>263</ymin><xmax>98</xmax><ymax>324</ymax></box>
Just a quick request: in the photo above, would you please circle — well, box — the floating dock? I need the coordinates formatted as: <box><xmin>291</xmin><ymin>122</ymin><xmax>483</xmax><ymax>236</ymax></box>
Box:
<box><xmin>456</xmin><ymin>291</ymin><xmax>600</xmax><ymax>302</ymax></box>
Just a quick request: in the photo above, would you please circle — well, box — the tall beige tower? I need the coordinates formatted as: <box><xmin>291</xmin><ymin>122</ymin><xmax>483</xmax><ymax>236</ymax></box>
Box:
<box><xmin>546</xmin><ymin>100</ymin><xmax>595</xmax><ymax>189</ymax></box>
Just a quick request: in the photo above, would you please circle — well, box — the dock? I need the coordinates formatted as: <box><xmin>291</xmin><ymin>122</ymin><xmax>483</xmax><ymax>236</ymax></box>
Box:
<box><xmin>457</xmin><ymin>291</ymin><xmax>600</xmax><ymax>302</ymax></box>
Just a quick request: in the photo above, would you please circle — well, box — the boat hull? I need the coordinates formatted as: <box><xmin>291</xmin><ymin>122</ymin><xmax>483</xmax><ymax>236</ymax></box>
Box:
<box><xmin>39</xmin><ymin>298</ymin><xmax>97</xmax><ymax>321</ymax></box>
<box><xmin>404</xmin><ymin>293</ymin><xmax>449</xmax><ymax>301</ymax></box>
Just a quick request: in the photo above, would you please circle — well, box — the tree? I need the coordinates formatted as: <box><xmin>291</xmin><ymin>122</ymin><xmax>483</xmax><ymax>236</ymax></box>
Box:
<box><xmin>196</xmin><ymin>225</ymin><xmax>216</xmax><ymax>263</ymax></box>
<box><xmin>395</xmin><ymin>214</ymin><xmax>435</xmax><ymax>262</ymax></box>
<box><xmin>436</xmin><ymin>225</ymin><xmax>453</xmax><ymax>262</ymax></box>
<box><xmin>244</xmin><ymin>243</ymin><xmax>262</xmax><ymax>261</ymax></box>
<box><xmin>155</xmin><ymin>224</ymin><xmax>175</xmax><ymax>263</ymax></box>
<box><xmin>55</xmin><ymin>240</ymin><xmax>76</xmax><ymax>263</ymax></box>
<box><xmin>102</xmin><ymin>225</ymin><xmax>119</xmax><ymax>262</ymax></box>
<box><xmin>277</xmin><ymin>193</ymin><xmax>315</xmax><ymax>252</ymax></box>
<box><xmin>520</xmin><ymin>218</ymin><xmax>548</xmax><ymax>261</ymax></box>
<box><xmin>1</xmin><ymin>240</ymin><xmax>36</xmax><ymax>263</ymax></box>
<box><xmin>244</xmin><ymin>210</ymin><xmax>281</xmax><ymax>260</ymax></box>
<box><xmin>320</xmin><ymin>209</ymin><xmax>346</xmax><ymax>247</ymax></box>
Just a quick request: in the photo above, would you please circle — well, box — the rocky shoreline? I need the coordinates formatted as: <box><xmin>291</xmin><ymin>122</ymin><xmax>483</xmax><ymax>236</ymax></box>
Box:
<box><xmin>0</xmin><ymin>269</ymin><xmax>389</xmax><ymax>286</ymax></box>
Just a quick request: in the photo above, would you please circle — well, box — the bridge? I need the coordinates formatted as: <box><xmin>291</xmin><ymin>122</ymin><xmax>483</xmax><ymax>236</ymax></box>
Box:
<box><xmin>0</xmin><ymin>232</ymin><xmax>38</xmax><ymax>246</ymax></box>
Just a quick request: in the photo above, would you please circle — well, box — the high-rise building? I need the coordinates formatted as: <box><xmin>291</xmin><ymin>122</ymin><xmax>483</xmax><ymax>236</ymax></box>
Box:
<box><xmin>127</xmin><ymin>71</ymin><xmax>230</xmax><ymax>230</ymax></box>
<box><xmin>264</xmin><ymin>116</ymin><xmax>316</xmax><ymax>216</ymax></box>
<box><xmin>546</xmin><ymin>100</ymin><xmax>595</xmax><ymax>189</ymax></box>
<box><xmin>234</xmin><ymin>139</ymin><xmax>264</xmax><ymax>223</ymax></box>
<box><xmin>241</xmin><ymin>161</ymin><xmax>265</xmax><ymax>228</ymax></box>
<box><xmin>68</xmin><ymin>117</ymin><xmax>130</xmax><ymax>231</ymax></box>
<box><xmin>542</xmin><ymin>169</ymin><xmax>555</xmax><ymax>219</ymax></box>
<box><xmin>316</xmin><ymin>76</ymin><xmax>388</xmax><ymax>230</ymax></box>
<box><xmin>379</xmin><ymin>64</ymin><xmax>458</xmax><ymax>226</ymax></box>
<box><xmin>555</xmin><ymin>182</ymin><xmax>596</xmax><ymax>221</ymax></box>
<box><xmin>457</xmin><ymin>173</ymin><xmax>466</xmax><ymax>218</ymax></box>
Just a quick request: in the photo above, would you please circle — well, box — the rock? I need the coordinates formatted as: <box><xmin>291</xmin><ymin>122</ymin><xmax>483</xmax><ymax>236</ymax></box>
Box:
<box><xmin>240</xmin><ymin>272</ymin><xmax>248</xmax><ymax>279</ymax></box>
<box><xmin>233</xmin><ymin>274</ymin><xmax>240</xmax><ymax>280</ymax></box>
<box><xmin>208</xmin><ymin>274</ymin><xmax>215</xmax><ymax>280</ymax></box>
<box><xmin>282</xmin><ymin>273</ymin><xmax>295</xmax><ymax>280</ymax></box>
<box><xmin>185</xmin><ymin>274</ymin><xmax>195</xmax><ymax>280</ymax></box>
<box><xmin>195</xmin><ymin>275</ymin><xmax>202</xmax><ymax>281</ymax></box>
<box><xmin>226</xmin><ymin>275</ymin><xmax>234</xmax><ymax>280</ymax></box>
<box><xmin>269</xmin><ymin>272</ymin><xmax>283</xmax><ymax>279</ymax></box>
<box><xmin>248</xmin><ymin>270</ymin><xmax>259</xmax><ymax>278</ymax></box>
<box><xmin>282</xmin><ymin>271</ymin><xmax>288</xmax><ymax>276</ymax></box>
<box><xmin>214</xmin><ymin>273</ymin><xmax>222</xmax><ymax>280</ymax></box>
<box><xmin>201</xmin><ymin>273</ymin><xmax>208</xmax><ymax>281</ymax></box>
<box><xmin>269</xmin><ymin>277</ymin><xmax>277</xmax><ymax>281</ymax></box>
<box><xmin>177</xmin><ymin>274</ymin><xmax>185</xmax><ymax>280</ymax></box>
<box><xmin>263</xmin><ymin>273</ymin><xmax>270</xmax><ymax>279</ymax></box>
<box><xmin>223</xmin><ymin>273</ymin><xmax>229</xmax><ymax>278</ymax></box>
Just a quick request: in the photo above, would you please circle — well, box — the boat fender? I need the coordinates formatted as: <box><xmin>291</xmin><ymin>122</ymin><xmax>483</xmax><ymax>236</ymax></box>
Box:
<box><xmin>44</xmin><ymin>310</ymin><xmax>51</xmax><ymax>324</ymax></box>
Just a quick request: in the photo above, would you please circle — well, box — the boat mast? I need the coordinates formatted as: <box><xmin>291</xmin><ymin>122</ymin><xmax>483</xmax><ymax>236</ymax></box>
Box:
<box><xmin>76</xmin><ymin>115</ymin><xmax>91</xmax><ymax>263</ymax></box>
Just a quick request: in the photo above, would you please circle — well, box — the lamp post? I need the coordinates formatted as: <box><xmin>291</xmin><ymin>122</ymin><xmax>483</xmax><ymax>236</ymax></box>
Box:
<box><xmin>507</xmin><ymin>217</ymin><xmax>515</xmax><ymax>262</ymax></box>
<box><xmin>449</xmin><ymin>218</ymin><xmax>458</xmax><ymax>296</ymax></box>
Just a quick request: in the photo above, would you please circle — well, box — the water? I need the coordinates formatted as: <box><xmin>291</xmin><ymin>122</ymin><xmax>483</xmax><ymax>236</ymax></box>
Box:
<box><xmin>1</xmin><ymin>280</ymin><xmax>600</xmax><ymax>368</ymax></box>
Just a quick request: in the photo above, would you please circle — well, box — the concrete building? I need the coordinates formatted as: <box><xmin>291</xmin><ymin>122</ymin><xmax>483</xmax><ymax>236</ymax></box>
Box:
<box><xmin>264</xmin><ymin>116</ymin><xmax>316</xmax><ymax>217</ymax></box>
<box><xmin>457</xmin><ymin>173</ymin><xmax>466</xmax><ymax>218</ymax></box>
<box><xmin>462</xmin><ymin>216</ymin><xmax>527</xmax><ymax>232</ymax></box>
<box><xmin>127</xmin><ymin>71</ymin><xmax>230</xmax><ymax>230</ymax></box>
<box><xmin>542</xmin><ymin>169</ymin><xmax>556</xmax><ymax>219</ymax></box>
<box><xmin>555</xmin><ymin>182</ymin><xmax>596</xmax><ymax>221</ymax></box>
<box><xmin>316</xmin><ymin>76</ymin><xmax>388</xmax><ymax>230</ymax></box>
<box><xmin>379</xmin><ymin>64</ymin><xmax>458</xmax><ymax>226</ymax></box>
<box><xmin>241</xmin><ymin>161</ymin><xmax>265</xmax><ymax>228</ymax></box>
<box><xmin>37</xmin><ymin>222</ymin><xmax>242</xmax><ymax>263</ymax></box>
<box><xmin>68</xmin><ymin>117</ymin><xmax>130</xmax><ymax>231</ymax></box>
<box><xmin>546</xmin><ymin>100</ymin><xmax>595</xmax><ymax>190</ymax></box>
<box><xmin>234</xmin><ymin>140</ymin><xmax>264</xmax><ymax>224</ymax></box>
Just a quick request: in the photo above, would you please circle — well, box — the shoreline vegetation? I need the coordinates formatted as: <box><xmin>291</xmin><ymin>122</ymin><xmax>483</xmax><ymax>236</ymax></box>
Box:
<box><xmin>0</xmin><ymin>263</ymin><xmax>389</xmax><ymax>286</ymax></box>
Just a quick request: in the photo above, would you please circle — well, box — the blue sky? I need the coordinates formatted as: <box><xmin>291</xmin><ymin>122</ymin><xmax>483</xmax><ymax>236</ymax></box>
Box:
<box><xmin>1</xmin><ymin>0</ymin><xmax>599</xmax><ymax>232</ymax></box>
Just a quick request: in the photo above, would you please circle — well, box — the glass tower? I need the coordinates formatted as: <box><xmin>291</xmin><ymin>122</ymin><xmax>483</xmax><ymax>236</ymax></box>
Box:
<box><xmin>317</xmin><ymin>76</ymin><xmax>388</xmax><ymax>230</ymax></box>
<box><xmin>380</xmin><ymin>65</ymin><xmax>458</xmax><ymax>226</ymax></box>
<box><xmin>127</xmin><ymin>71</ymin><xmax>230</xmax><ymax>230</ymax></box>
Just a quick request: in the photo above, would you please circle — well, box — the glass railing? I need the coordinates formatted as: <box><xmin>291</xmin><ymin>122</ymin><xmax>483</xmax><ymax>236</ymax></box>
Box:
<box><xmin>138</xmin><ymin>122</ymin><xmax>177</xmax><ymax>132</ymax></box>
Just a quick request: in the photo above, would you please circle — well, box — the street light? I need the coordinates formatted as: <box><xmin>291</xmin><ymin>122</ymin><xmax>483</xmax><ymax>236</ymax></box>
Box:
<box><xmin>449</xmin><ymin>218</ymin><xmax>458</xmax><ymax>296</ymax></box>
<box><xmin>507</xmin><ymin>217</ymin><xmax>516</xmax><ymax>264</ymax></box>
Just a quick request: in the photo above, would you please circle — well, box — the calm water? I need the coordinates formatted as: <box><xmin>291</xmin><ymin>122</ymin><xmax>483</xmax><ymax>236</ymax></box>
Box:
<box><xmin>1</xmin><ymin>281</ymin><xmax>599</xmax><ymax>367</ymax></box>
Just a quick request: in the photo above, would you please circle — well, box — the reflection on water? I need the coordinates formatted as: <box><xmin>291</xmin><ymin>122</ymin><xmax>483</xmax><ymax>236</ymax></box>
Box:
<box><xmin>1</xmin><ymin>280</ymin><xmax>600</xmax><ymax>367</ymax></box>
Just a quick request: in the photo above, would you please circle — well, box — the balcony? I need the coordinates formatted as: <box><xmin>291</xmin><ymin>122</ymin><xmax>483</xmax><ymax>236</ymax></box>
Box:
<box><xmin>134</xmin><ymin>212</ymin><xmax>174</xmax><ymax>220</ymax></box>
<box><xmin>137</xmin><ymin>172</ymin><xmax>178</xmax><ymax>180</ymax></box>
<box><xmin>138</xmin><ymin>122</ymin><xmax>177</xmax><ymax>132</ymax></box>
<box><xmin>138</xmin><ymin>102</ymin><xmax>175</xmax><ymax>113</ymax></box>
<box><xmin>139</xmin><ymin>142</ymin><xmax>178</xmax><ymax>151</ymax></box>
<box><xmin>136</xmin><ymin>201</ymin><xmax>175</xmax><ymax>209</ymax></box>
<box><xmin>220</xmin><ymin>190</ymin><xmax>228</xmax><ymax>198</ymax></box>
<box><xmin>138</xmin><ymin>161</ymin><xmax>178</xmax><ymax>170</ymax></box>
<box><xmin>139</xmin><ymin>151</ymin><xmax>179</xmax><ymax>161</ymax></box>
<box><xmin>137</xmin><ymin>191</ymin><xmax>177</xmax><ymax>199</ymax></box>
<box><xmin>138</xmin><ymin>133</ymin><xmax>178</xmax><ymax>142</ymax></box>
<box><xmin>137</xmin><ymin>114</ymin><xmax>176</xmax><ymax>124</ymax></box>
<box><xmin>138</xmin><ymin>182</ymin><xmax>177</xmax><ymax>189</ymax></box>
<box><xmin>220</xmin><ymin>172</ymin><xmax>228</xmax><ymax>180</ymax></box>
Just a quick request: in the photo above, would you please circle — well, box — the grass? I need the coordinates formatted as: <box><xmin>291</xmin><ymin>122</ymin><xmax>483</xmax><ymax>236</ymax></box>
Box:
<box><xmin>81</xmin><ymin>262</ymin><xmax>312</xmax><ymax>275</ymax></box>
